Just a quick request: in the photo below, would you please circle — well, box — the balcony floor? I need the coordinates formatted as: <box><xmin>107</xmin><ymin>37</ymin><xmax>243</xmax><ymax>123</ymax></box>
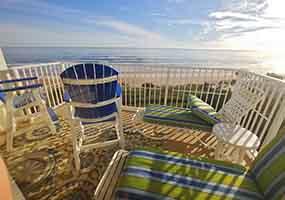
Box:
<box><xmin>0</xmin><ymin>108</ymin><xmax>251</xmax><ymax>200</ymax></box>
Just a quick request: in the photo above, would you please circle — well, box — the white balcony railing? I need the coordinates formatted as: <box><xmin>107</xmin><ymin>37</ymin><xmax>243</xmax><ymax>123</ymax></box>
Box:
<box><xmin>0</xmin><ymin>62</ymin><xmax>284</xmax><ymax>149</ymax></box>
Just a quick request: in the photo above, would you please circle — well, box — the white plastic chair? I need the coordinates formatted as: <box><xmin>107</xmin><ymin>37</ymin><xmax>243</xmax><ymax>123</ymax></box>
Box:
<box><xmin>213</xmin><ymin>72</ymin><xmax>265</xmax><ymax>162</ymax></box>
<box><xmin>60</xmin><ymin>63</ymin><xmax>125</xmax><ymax>171</ymax></box>
<box><xmin>0</xmin><ymin>77</ymin><xmax>56</xmax><ymax>152</ymax></box>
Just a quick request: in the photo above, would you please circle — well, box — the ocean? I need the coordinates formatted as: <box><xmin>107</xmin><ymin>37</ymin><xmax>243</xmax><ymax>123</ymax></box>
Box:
<box><xmin>2</xmin><ymin>47</ymin><xmax>283</xmax><ymax>74</ymax></box>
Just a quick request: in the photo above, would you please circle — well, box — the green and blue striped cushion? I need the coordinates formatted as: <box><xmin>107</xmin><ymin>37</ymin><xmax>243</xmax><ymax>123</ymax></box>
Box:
<box><xmin>188</xmin><ymin>95</ymin><xmax>222</xmax><ymax>125</ymax></box>
<box><xmin>250</xmin><ymin>131</ymin><xmax>285</xmax><ymax>200</ymax></box>
<box><xmin>117</xmin><ymin>148</ymin><xmax>262</xmax><ymax>200</ymax></box>
<box><xmin>143</xmin><ymin>105</ymin><xmax>213</xmax><ymax>131</ymax></box>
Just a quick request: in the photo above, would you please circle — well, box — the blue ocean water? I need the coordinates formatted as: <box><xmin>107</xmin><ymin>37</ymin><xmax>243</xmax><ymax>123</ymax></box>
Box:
<box><xmin>2</xmin><ymin>47</ymin><xmax>277</xmax><ymax>73</ymax></box>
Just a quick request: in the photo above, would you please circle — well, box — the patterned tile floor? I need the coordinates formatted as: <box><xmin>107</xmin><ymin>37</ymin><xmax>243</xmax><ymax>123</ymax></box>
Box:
<box><xmin>0</xmin><ymin>110</ymin><xmax>238</xmax><ymax>200</ymax></box>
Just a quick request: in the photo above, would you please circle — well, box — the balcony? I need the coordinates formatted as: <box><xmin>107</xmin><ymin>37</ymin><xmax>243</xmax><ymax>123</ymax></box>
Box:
<box><xmin>0</xmin><ymin>63</ymin><xmax>284</xmax><ymax>199</ymax></box>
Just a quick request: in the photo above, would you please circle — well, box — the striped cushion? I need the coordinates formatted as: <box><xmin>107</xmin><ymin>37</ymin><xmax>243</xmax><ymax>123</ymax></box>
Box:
<box><xmin>117</xmin><ymin>148</ymin><xmax>263</xmax><ymax>200</ymax></box>
<box><xmin>250</xmin><ymin>131</ymin><xmax>285</xmax><ymax>200</ymax></box>
<box><xmin>188</xmin><ymin>95</ymin><xmax>222</xmax><ymax>125</ymax></box>
<box><xmin>143</xmin><ymin>105</ymin><xmax>212</xmax><ymax>131</ymax></box>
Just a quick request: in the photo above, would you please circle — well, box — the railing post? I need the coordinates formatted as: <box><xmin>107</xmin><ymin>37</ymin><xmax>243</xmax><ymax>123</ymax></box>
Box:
<box><xmin>164</xmin><ymin>67</ymin><xmax>170</xmax><ymax>105</ymax></box>
<box><xmin>0</xmin><ymin>48</ymin><xmax>7</xmax><ymax>71</ymax></box>
<box><xmin>262</xmin><ymin>94</ymin><xmax>285</xmax><ymax>147</ymax></box>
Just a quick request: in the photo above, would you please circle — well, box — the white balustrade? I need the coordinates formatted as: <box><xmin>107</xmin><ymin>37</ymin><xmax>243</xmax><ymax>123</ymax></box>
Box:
<box><xmin>0</xmin><ymin>62</ymin><xmax>284</xmax><ymax>148</ymax></box>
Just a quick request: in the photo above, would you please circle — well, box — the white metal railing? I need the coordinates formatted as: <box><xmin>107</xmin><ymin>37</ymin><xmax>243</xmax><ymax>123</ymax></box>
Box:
<box><xmin>0</xmin><ymin>62</ymin><xmax>284</xmax><ymax>148</ymax></box>
<box><xmin>114</xmin><ymin>64</ymin><xmax>237</xmax><ymax>111</ymax></box>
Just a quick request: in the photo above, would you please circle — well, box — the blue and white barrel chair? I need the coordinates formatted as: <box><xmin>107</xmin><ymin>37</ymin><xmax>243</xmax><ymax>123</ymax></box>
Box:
<box><xmin>0</xmin><ymin>76</ymin><xmax>56</xmax><ymax>152</ymax></box>
<box><xmin>60</xmin><ymin>63</ymin><xmax>125</xmax><ymax>171</ymax></box>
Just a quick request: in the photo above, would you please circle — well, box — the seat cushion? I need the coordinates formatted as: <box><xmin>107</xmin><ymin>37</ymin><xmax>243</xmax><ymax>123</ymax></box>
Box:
<box><xmin>188</xmin><ymin>95</ymin><xmax>222</xmax><ymax>125</ymax></box>
<box><xmin>116</xmin><ymin>148</ymin><xmax>263</xmax><ymax>200</ymax></box>
<box><xmin>13</xmin><ymin>93</ymin><xmax>36</xmax><ymax>108</ymax></box>
<box><xmin>250</xmin><ymin>131</ymin><xmax>285</xmax><ymax>200</ymax></box>
<box><xmin>143</xmin><ymin>105</ymin><xmax>212</xmax><ymax>131</ymax></box>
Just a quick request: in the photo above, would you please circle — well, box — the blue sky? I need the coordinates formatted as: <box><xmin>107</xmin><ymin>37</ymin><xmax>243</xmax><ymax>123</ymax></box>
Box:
<box><xmin>0</xmin><ymin>0</ymin><xmax>285</xmax><ymax>50</ymax></box>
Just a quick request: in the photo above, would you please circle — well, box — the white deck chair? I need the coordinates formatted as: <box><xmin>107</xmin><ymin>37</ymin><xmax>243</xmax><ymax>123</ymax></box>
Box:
<box><xmin>0</xmin><ymin>77</ymin><xmax>56</xmax><ymax>152</ymax></box>
<box><xmin>60</xmin><ymin>63</ymin><xmax>125</xmax><ymax>171</ymax></box>
<box><xmin>211</xmin><ymin>72</ymin><xmax>265</xmax><ymax>161</ymax></box>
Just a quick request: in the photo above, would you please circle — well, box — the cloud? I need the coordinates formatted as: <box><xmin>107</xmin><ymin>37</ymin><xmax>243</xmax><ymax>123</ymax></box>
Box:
<box><xmin>92</xmin><ymin>19</ymin><xmax>163</xmax><ymax>40</ymax></box>
<box><xmin>209</xmin><ymin>12</ymin><xmax>260</xmax><ymax>21</ymax></box>
<box><xmin>87</xmin><ymin>18</ymin><xmax>180</xmax><ymax>47</ymax></box>
<box><xmin>0</xmin><ymin>0</ymin><xmax>179</xmax><ymax>48</ymax></box>
<box><xmin>207</xmin><ymin>0</ymin><xmax>285</xmax><ymax>50</ymax></box>
<box><xmin>0</xmin><ymin>20</ymin><xmax>178</xmax><ymax>48</ymax></box>
<box><xmin>0</xmin><ymin>23</ymin><xmax>136</xmax><ymax>47</ymax></box>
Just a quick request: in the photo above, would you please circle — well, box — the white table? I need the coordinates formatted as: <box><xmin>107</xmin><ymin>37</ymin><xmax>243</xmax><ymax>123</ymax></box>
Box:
<box><xmin>213</xmin><ymin>123</ymin><xmax>260</xmax><ymax>164</ymax></box>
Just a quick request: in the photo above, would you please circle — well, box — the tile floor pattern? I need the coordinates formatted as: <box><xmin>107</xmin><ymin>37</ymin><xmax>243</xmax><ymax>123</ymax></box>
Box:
<box><xmin>0</xmin><ymin>111</ymin><xmax>220</xmax><ymax>200</ymax></box>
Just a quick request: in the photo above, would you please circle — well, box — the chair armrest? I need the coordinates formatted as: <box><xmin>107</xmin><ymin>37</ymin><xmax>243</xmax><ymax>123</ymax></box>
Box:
<box><xmin>0</xmin><ymin>77</ymin><xmax>38</xmax><ymax>84</ymax></box>
<box><xmin>63</xmin><ymin>91</ymin><xmax>71</xmax><ymax>103</ymax></box>
<box><xmin>116</xmin><ymin>84</ymin><xmax>122</xmax><ymax>98</ymax></box>
<box><xmin>94</xmin><ymin>150</ymin><xmax>128</xmax><ymax>200</ymax></box>
<box><xmin>0</xmin><ymin>84</ymin><xmax>42</xmax><ymax>93</ymax></box>
<box><xmin>0</xmin><ymin>92</ymin><xmax>5</xmax><ymax>102</ymax></box>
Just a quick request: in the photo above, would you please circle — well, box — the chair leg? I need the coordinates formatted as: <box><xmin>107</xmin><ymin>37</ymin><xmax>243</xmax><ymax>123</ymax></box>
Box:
<box><xmin>80</xmin><ymin>122</ymin><xmax>85</xmax><ymax>140</ymax></box>
<box><xmin>70</xmin><ymin>119</ymin><xmax>81</xmax><ymax>171</ymax></box>
<box><xmin>119</xmin><ymin>127</ymin><xmax>125</xmax><ymax>149</ymax></box>
<box><xmin>115</xmin><ymin>105</ymin><xmax>125</xmax><ymax>149</ymax></box>
<box><xmin>6</xmin><ymin>123</ymin><xmax>16</xmax><ymax>152</ymax></box>
<box><xmin>116</xmin><ymin>118</ymin><xmax>125</xmax><ymax>149</ymax></box>
<box><xmin>44</xmin><ymin>108</ymin><xmax>56</xmax><ymax>134</ymax></box>
<box><xmin>74</xmin><ymin>150</ymin><xmax>81</xmax><ymax>171</ymax></box>
<box><xmin>73</xmin><ymin>126</ymin><xmax>81</xmax><ymax>171</ymax></box>
<box><xmin>215</xmin><ymin>140</ymin><xmax>224</xmax><ymax>160</ymax></box>
<box><xmin>66</xmin><ymin>110</ymin><xmax>81</xmax><ymax>171</ymax></box>
<box><xmin>63</xmin><ymin>105</ymin><xmax>71</xmax><ymax>120</ymax></box>
<box><xmin>6</xmin><ymin>130</ymin><xmax>13</xmax><ymax>152</ymax></box>
<box><xmin>235</xmin><ymin>147</ymin><xmax>246</xmax><ymax>164</ymax></box>
<box><xmin>48</xmin><ymin>120</ymin><xmax>56</xmax><ymax>135</ymax></box>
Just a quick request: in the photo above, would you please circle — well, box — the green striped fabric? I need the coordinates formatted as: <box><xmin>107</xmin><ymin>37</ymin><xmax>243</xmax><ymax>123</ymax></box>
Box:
<box><xmin>117</xmin><ymin>148</ymin><xmax>263</xmax><ymax>200</ymax></box>
<box><xmin>188</xmin><ymin>95</ymin><xmax>222</xmax><ymax>125</ymax></box>
<box><xmin>250</xmin><ymin>131</ymin><xmax>285</xmax><ymax>200</ymax></box>
<box><xmin>143</xmin><ymin>105</ymin><xmax>212</xmax><ymax>131</ymax></box>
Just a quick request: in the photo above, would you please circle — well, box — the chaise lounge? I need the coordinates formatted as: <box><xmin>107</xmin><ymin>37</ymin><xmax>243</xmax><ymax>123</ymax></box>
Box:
<box><xmin>95</xmin><ymin>129</ymin><xmax>285</xmax><ymax>200</ymax></box>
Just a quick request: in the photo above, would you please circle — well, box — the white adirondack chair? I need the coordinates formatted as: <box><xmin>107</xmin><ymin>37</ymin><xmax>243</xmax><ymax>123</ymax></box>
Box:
<box><xmin>0</xmin><ymin>77</ymin><xmax>56</xmax><ymax>152</ymax></box>
<box><xmin>60</xmin><ymin>63</ymin><xmax>125</xmax><ymax>171</ymax></box>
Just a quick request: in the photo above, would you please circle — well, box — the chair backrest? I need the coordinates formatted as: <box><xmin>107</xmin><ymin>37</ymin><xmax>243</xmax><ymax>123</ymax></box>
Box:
<box><xmin>249</xmin><ymin>129</ymin><xmax>285</xmax><ymax>200</ymax></box>
<box><xmin>0</xmin><ymin>77</ymin><xmax>43</xmax><ymax>114</ymax></box>
<box><xmin>218</xmin><ymin>72</ymin><xmax>264</xmax><ymax>125</ymax></box>
<box><xmin>60</xmin><ymin>63</ymin><xmax>120</xmax><ymax>121</ymax></box>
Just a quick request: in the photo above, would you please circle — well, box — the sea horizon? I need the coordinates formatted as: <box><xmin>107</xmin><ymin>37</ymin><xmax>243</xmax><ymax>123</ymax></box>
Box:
<box><xmin>2</xmin><ymin>47</ymin><xmax>283</xmax><ymax>75</ymax></box>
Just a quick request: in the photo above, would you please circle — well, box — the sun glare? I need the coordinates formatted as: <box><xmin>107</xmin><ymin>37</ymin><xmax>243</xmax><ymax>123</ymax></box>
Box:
<box><xmin>265</xmin><ymin>0</ymin><xmax>285</xmax><ymax>18</ymax></box>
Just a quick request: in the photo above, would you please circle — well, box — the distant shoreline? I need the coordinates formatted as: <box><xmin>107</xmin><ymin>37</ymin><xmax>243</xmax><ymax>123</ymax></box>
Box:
<box><xmin>1</xmin><ymin>47</ymin><xmax>278</xmax><ymax>75</ymax></box>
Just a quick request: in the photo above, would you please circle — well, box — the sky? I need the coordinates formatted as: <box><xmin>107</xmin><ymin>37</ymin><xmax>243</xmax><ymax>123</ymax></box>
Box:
<box><xmin>1</xmin><ymin>0</ymin><xmax>285</xmax><ymax>50</ymax></box>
